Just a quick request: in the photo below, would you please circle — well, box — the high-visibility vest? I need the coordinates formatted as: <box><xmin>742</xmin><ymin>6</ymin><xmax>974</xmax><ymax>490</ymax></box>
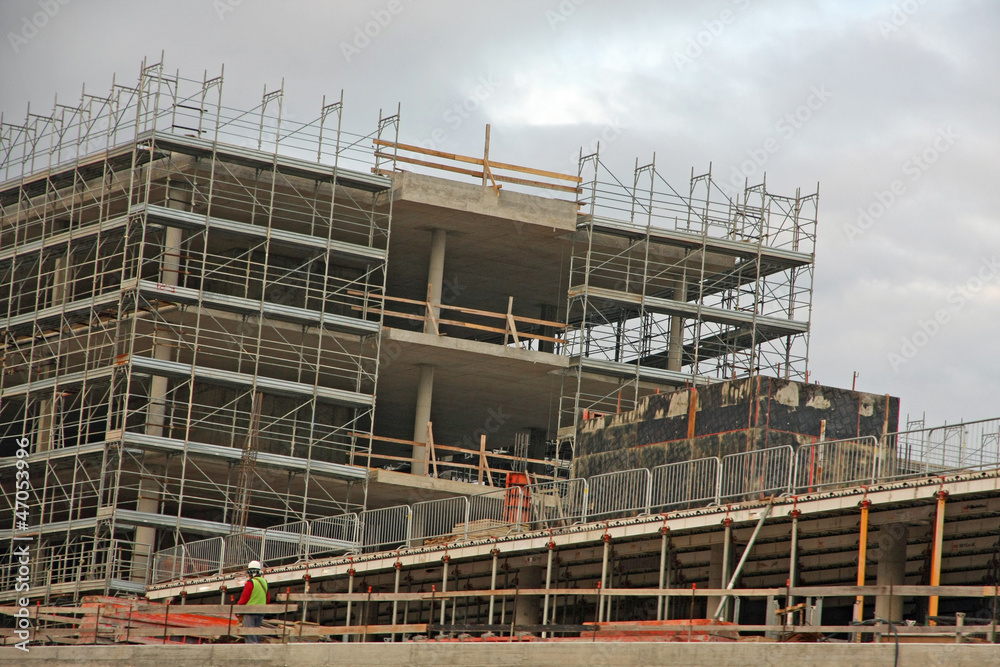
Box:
<box><xmin>247</xmin><ymin>576</ymin><xmax>268</xmax><ymax>606</ymax></box>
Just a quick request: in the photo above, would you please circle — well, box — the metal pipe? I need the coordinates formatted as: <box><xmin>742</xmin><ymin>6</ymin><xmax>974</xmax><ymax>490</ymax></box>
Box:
<box><xmin>597</xmin><ymin>535</ymin><xmax>610</xmax><ymax>623</ymax></box>
<box><xmin>854</xmin><ymin>500</ymin><xmax>871</xmax><ymax>626</ymax></box>
<box><xmin>788</xmin><ymin>509</ymin><xmax>800</xmax><ymax>609</ymax></box>
<box><xmin>657</xmin><ymin>529</ymin><xmax>668</xmax><ymax>621</ymax></box>
<box><xmin>541</xmin><ymin>541</ymin><xmax>554</xmax><ymax>638</ymax></box>
<box><xmin>929</xmin><ymin>491</ymin><xmax>948</xmax><ymax>624</ymax></box>
<box><xmin>488</xmin><ymin>548</ymin><xmax>498</xmax><ymax>626</ymax></box>
<box><xmin>717</xmin><ymin>518</ymin><xmax>733</xmax><ymax>620</ymax></box>
<box><xmin>712</xmin><ymin>502</ymin><xmax>773</xmax><ymax>621</ymax></box>
<box><xmin>343</xmin><ymin>568</ymin><xmax>354</xmax><ymax>643</ymax></box>
<box><xmin>440</xmin><ymin>556</ymin><xmax>450</xmax><ymax>626</ymax></box>
<box><xmin>391</xmin><ymin>563</ymin><xmax>401</xmax><ymax>643</ymax></box>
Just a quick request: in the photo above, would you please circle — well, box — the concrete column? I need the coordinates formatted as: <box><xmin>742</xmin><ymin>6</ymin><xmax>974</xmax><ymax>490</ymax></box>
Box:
<box><xmin>35</xmin><ymin>396</ymin><xmax>54</xmax><ymax>453</ymax></box>
<box><xmin>514</xmin><ymin>565</ymin><xmax>543</xmax><ymax>631</ymax></box>
<box><xmin>424</xmin><ymin>229</ymin><xmax>447</xmax><ymax>333</ymax></box>
<box><xmin>667</xmin><ymin>270</ymin><xmax>687</xmax><ymax>372</ymax></box>
<box><xmin>706</xmin><ymin>542</ymin><xmax>725</xmax><ymax>619</ymax></box>
<box><xmin>51</xmin><ymin>256</ymin><xmax>70</xmax><ymax>307</ymax></box>
<box><xmin>538</xmin><ymin>304</ymin><xmax>555</xmax><ymax>354</ymax></box>
<box><xmin>410</xmin><ymin>364</ymin><xmax>434</xmax><ymax>476</ymax></box>
<box><xmin>875</xmin><ymin>523</ymin><xmax>908</xmax><ymax>622</ymax></box>
<box><xmin>133</xmin><ymin>180</ymin><xmax>188</xmax><ymax>582</ymax></box>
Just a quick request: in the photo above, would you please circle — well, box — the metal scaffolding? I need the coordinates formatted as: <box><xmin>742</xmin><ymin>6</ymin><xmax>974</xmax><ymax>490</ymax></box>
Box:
<box><xmin>0</xmin><ymin>58</ymin><xmax>396</xmax><ymax>602</ymax></box>
<box><xmin>560</xmin><ymin>148</ymin><xmax>818</xmax><ymax>437</ymax></box>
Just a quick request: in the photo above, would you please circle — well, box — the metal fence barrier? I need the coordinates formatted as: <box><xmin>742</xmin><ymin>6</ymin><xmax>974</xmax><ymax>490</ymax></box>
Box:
<box><xmin>651</xmin><ymin>457</ymin><xmax>721</xmax><ymax>511</ymax></box>
<box><xmin>794</xmin><ymin>436</ymin><xmax>880</xmax><ymax>494</ymax></box>
<box><xmin>151</xmin><ymin>544</ymin><xmax>185</xmax><ymax>584</ymax></box>
<box><xmin>882</xmin><ymin>418</ymin><xmax>1000</xmax><ymax>481</ymax></box>
<box><xmin>467</xmin><ymin>486</ymin><xmax>524</xmax><ymax>538</ymax></box>
<box><xmin>720</xmin><ymin>445</ymin><xmax>793</xmax><ymax>502</ymax></box>
<box><xmin>183</xmin><ymin>536</ymin><xmax>225</xmax><ymax>579</ymax></box>
<box><xmin>524</xmin><ymin>478</ymin><xmax>587</xmax><ymax>529</ymax></box>
<box><xmin>411</xmin><ymin>496</ymin><xmax>470</xmax><ymax>544</ymax></box>
<box><xmin>587</xmin><ymin>468</ymin><xmax>652</xmax><ymax>520</ymax></box>
<box><xmin>360</xmin><ymin>505</ymin><xmax>411</xmax><ymax>553</ymax></box>
<box><xmin>151</xmin><ymin>417</ymin><xmax>1000</xmax><ymax>584</ymax></box>
<box><xmin>309</xmin><ymin>513</ymin><xmax>359</xmax><ymax>558</ymax></box>
<box><xmin>263</xmin><ymin>521</ymin><xmax>310</xmax><ymax>564</ymax></box>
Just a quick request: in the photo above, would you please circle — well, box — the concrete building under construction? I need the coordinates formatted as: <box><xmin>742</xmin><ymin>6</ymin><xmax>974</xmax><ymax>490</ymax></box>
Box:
<box><xmin>3</xmin><ymin>62</ymin><xmax>1000</xmax><ymax>657</ymax></box>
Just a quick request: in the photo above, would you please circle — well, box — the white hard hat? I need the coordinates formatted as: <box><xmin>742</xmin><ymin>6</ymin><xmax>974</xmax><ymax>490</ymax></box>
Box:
<box><xmin>248</xmin><ymin>560</ymin><xmax>262</xmax><ymax>571</ymax></box>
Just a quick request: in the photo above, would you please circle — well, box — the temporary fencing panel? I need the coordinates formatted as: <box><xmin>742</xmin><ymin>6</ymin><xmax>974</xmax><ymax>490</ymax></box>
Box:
<box><xmin>794</xmin><ymin>437</ymin><xmax>879</xmax><ymax>493</ymax></box>
<box><xmin>720</xmin><ymin>446</ymin><xmax>793</xmax><ymax>502</ymax></box>
<box><xmin>308</xmin><ymin>513</ymin><xmax>359</xmax><ymax>558</ymax></box>
<box><xmin>587</xmin><ymin>468</ymin><xmax>652</xmax><ymax>520</ymax></box>
<box><xmin>262</xmin><ymin>521</ymin><xmax>310</xmax><ymax>564</ymax></box>
<box><xmin>151</xmin><ymin>544</ymin><xmax>185</xmax><ymax>584</ymax></box>
<box><xmin>650</xmin><ymin>457</ymin><xmax>720</xmax><ymax>511</ymax></box>
<box><xmin>411</xmin><ymin>496</ymin><xmax>470</xmax><ymax>545</ymax></box>
<box><xmin>467</xmin><ymin>486</ymin><xmax>523</xmax><ymax>538</ymax></box>
<box><xmin>360</xmin><ymin>505</ymin><xmax>411</xmax><ymax>552</ymax></box>
<box><xmin>524</xmin><ymin>478</ymin><xmax>587</xmax><ymax>530</ymax></box>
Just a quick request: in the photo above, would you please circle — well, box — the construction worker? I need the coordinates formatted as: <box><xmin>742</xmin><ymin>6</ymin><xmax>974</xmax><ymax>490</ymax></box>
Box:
<box><xmin>236</xmin><ymin>560</ymin><xmax>269</xmax><ymax>643</ymax></box>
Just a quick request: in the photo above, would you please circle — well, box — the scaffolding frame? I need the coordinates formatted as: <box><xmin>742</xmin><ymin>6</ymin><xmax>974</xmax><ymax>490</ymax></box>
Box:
<box><xmin>0</xmin><ymin>58</ymin><xmax>395</xmax><ymax>602</ymax></box>
<box><xmin>559</xmin><ymin>147</ymin><xmax>817</xmax><ymax>440</ymax></box>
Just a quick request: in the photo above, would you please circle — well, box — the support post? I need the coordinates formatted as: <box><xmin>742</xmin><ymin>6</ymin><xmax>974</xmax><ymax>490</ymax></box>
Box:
<box><xmin>929</xmin><ymin>491</ymin><xmax>948</xmax><ymax>624</ymax></box>
<box><xmin>854</xmin><ymin>499</ymin><xmax>872</xmax><ymax>635</ymax></box>
<box><xmin>597</xmin><ymin>534</ymin><xmax>611</xmax><ymax>623</ymax></box>
<box><xmin>343</xmin><ymin>568</ymin><xmax>354</xmax><ymax>643</ymax></box>
<box><xmin>541</xmin><ymin>540</ymin><xmax>554</xmax><ymax>638</ymax></box>
<box><xmin>391</xmin><ymin>563</ymin><xmax>401</xmax><ymax>642</ymax></box>
<box><xmin>788</xmin><ymin>508</ymin><xmax>801</xmax><ymax>609</ymax></box>
<box><xmin>712</xmin><ymin>502</ymin><xmax>773</xmax><ymax>621</ymax></box>
<box><xmin>715</xmin><ymin>518</ymin><xmax>733</xmax><ymax>620</ymax></box>
<box><xmin>488</xmin><ymin>547</ymin><xmax>499</xmax><ymax>626</ymax></box>
<box><xmin>657</xmin><ymin>528</ymin><xmax>669</xmax><ymax>621</ymax></box>
<box><xmin>411</xmin><ymin>365</ymin><xmax>434</xmax><ymax>475</ymax></box>
<box><xmin>876</xmin><ymin>523</ymin><xmax>908</xmax><ymax>622</ymax></box>
<box><xmin>440</xmin><ymin>556</ymin><xmax>450</xmax><ymax>626</ymax></box>
<box><xmin>425</xmin><ymin>229</ymin><xmax>446</xmax><ymax>333</ymax></box>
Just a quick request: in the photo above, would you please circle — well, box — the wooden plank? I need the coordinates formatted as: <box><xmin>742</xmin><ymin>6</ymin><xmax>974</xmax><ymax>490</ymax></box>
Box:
<box><xmin>129</xmin><ymin>603</ymin><xmax>297</xmax><ymax>614</ymax></box>
<box><xmin>372</xmin><ymin>139</ymin><xmax>581</xmax><ymax>183</ymax></box>
<box><xmin>427</xmin><ymin>421</ymin><xmax>438</xmax><ymax>478</ymax></box>
<box><xmin>440</xmin><ymin>302</ymin><xmax>565</xmax><ymax>330</ymax></box>
<box><xmin>0</xmin><ymin>623</ymin><xmax>979</xmax><ymax>639</ymax></box>
<box><xmin>375</xmin><ymin>152</ymin><xmax>483</xmax><ymax>180</ymax></box>
<box><xmin>0</xmin><ymin>606</ymin><xmax>98</xmax><ymax>615</ymax></box>
<box><xmin>274</xmin><ymin>585</ymin><xmax>1000</xmax><ymax>603</ymax></box>
<box><xmin>348</xmin><ymin>290</ymin><xmax>566</xmax><ymax>332</ymax></box>
<box><xmin>492</xmin><ymin>172</ymin><xmax>582</xmax><ymax>194</ymax></box>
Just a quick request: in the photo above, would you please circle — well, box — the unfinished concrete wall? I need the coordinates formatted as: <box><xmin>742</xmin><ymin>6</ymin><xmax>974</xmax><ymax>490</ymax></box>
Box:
<box><xmin>574</xmin><ymin>376</ymin><xmax>900</xmax><ymax>478</ymax></box>
<box><xmin>7</xmin><ymin>642</ymin><xmax>993</xmax><ymax>667</ymax></box>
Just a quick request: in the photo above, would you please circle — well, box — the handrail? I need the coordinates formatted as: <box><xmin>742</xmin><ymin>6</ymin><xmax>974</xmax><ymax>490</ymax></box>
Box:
<box><xmin>372</xmin><ymin>137</ymin><xmax>582</xmax><ymax>196</ymax></box>
<box><xmin>152</xmin><ymin>418</ymin><xmax>1000</xmax><ymax>584</ymax></box>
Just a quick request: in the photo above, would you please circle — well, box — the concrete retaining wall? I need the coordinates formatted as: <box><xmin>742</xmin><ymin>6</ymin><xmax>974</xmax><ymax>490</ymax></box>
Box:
<box><xmin>2</xmin><ymin>642</ymin><xmax>996</xmax><ymax>666</ymax></box>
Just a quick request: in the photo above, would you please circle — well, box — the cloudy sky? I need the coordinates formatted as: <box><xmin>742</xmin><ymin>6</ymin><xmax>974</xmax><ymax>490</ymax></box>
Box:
<box><xmin>2</xmin><ymin>0</ymin><xmax>997</xmax><ymax>428</ymax></box>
